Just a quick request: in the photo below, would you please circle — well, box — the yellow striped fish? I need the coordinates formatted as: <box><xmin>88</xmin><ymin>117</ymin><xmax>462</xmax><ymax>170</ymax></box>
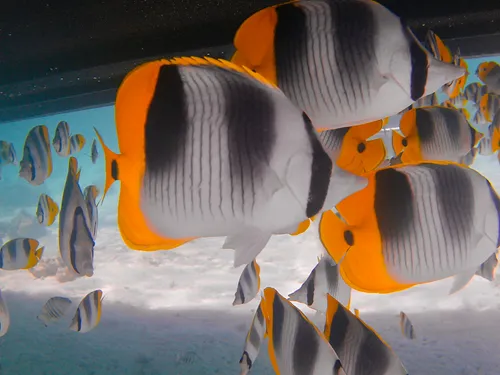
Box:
<box><xmin>0</xmin><ymin>238</ymin><xmax>44</xmax><ymax>270</ymax></box>
<box><xmin>36</xmin><ymin>193</ymin><xmax>59</xmax><ymax>226</ymax></box>
<box><xmin>399</xmin><ymin>311</ymin><xmax>416</xmax><ymax>340</ymax></box>
<box><xmin>19</xmin><ymin>125</ymin><xmax>52</xmax><ymax>185</ymax></box>
<box><xmin>233</xmin><ymin>260</ymin><xmax>260</xmax><ymax>306</ymax></box>
<box><xmin>69</xmin><ymin>290</ymin><xmax>104</xmax><ymax>333</ymax></box>
<box><xmin>52</xmin><ymin>121</ymin><xmax>71</xmax><ymax>157</ymax></box>
<box><xmin>239</xmin><ymin>303</ymin><xmax>266</xmax><ymax>375</ymax></box>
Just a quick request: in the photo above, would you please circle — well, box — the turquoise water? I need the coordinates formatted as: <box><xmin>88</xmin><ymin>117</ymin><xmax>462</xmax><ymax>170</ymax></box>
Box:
<box><xmin>1</xmin><ymin>55</ymin><xmax>500</xmax><ymax>375</ymax></box>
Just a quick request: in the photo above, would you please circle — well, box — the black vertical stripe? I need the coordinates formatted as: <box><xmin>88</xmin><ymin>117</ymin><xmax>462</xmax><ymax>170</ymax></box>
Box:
<box><xmin>440</xmin><ymin>107</ymin><xmax>461</xmax><ymax>142</ymax></box>
<box><xmin>414</xmin><ymin>107</ymin><xmax>435</xmax><ymax>144</ymax></box>
<box><xmin>249</xmin><ymin>324</ymin><xmax>261</xmax><ymax>349</ymax></box>
<box><xmin>325</xmin><ymin>259</ymin><xmax>339</xmax><ymax>294</ymax></box>
<box><xmin>403</xmin><ymin>25</ymin><xmax>428</xmax><ymax>101</ymax></box>
<box><xmin>486</xmin><ymin>180</ymin><xmax>500</xmax><ymax>247</ymax></box>
<box><xmin>144</xmin><ymin>64</ymin><xmax>188</xmax><ymax>199</ymax></box>
<box><xmin>354</xmin><ymin>328</ymin><xmax>391</xmax><ymax>374</ymax></box>
<box><xmin>293</xmin><ymin>304</ymin><xmax>319</xmax><ymax>374</ymax></box>
<box><xmin>306</xmin><ymin>274</ymin><xmax>315</xmax><ymax>306</ymax></box>
<box><xmin>303</xmin><ymin>112</ymin><xmax>333</xmax><ymax>217</ymax></box>
<box><xmin>272</xmin><ymin>294</ymin><xmax>284</xmax><ymax>356</ymax></box>
<box><xmin>326</xmin><ymin>303</ymin><xmax>349</xmax><ymax>353</ymax></box>
<box><xmin>237</xmin><ymin>284</ymin><xmax>245</xmax><ymax>304</ymax></box>
<box><xmin>256</xmin><ymin>305</ymin><xmax>265</xmax><ymax>326</ymax></box>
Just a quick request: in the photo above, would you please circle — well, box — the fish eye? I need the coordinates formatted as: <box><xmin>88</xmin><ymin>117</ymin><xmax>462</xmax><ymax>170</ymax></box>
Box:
<box><xmin>343</xmin><ymin>230</ymin><xmax>354</xmax><ymax>246</ymax></box>
<box><xmin>357</xmin><ymin>142</ymin><xmax>366</xmax><ymax>153</ymax></box>
<box><xmin>402</xmin><ymin>138</ymin><xmax>408</xmax><ymax>147</ymax></box>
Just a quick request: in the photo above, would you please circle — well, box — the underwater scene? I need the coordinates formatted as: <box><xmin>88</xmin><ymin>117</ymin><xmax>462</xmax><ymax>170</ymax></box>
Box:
<box><xmin>3</xmin><ymin>4</ymin><xmax>500</xmax><ymax>375</ymax></box>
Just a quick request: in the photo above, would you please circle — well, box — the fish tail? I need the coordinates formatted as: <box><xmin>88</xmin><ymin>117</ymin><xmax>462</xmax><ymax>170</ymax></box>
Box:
<box><xmin>35</xmin><ymin>247</ymin><xmax>44</xmax><ymax>260</ymax></box>
<box><xmin>391</xmin><ymin>131</ymin><xmax>406</xmax><ymax>157</ymax></box>
<box><xmin>94</xmin><ymin>127</ymin><xmax>120</xmax><ymax>205</ymax></box>
<box><xmin>318</xmin><ymin>211</ymin><xmax>351</xmax><ymax>264</ymax></box>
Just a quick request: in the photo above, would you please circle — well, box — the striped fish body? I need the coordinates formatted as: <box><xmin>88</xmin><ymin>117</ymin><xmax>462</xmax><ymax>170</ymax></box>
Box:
<box><xmin>0</xmin><ymin>238</ymin><xmax>42</xmax><ymax>270</ymax></box>
<box><xmin>479</xmin><ymin>93</ymin><xmax>500</xmax><ymax>123</ymax></box>
<box><xmin>96</xmin><ymin>57</ymin><xmax>368</xmax><ymax>265</ymax></box>
<box><xmin>59</xmin><ymin>158</ymin><xmax>95</xmax><ymax>277</ymax></box>
<box><xmin>394</xmin><ymin>107</ymin><xmax>483</xmax><ymax>164</ymax></box>
<box><xmin>0</xmin><ymin>291</ymin><xmax>10</xmax><ymax>337</ymax></box>
<box><xmin>69</xmin><ymin>134</ymin><xmax>86</xmax><ymax>155</ymax></box>
<box><xmin>442</xmin><ymin>57</ymin><xmax>468</xmax><ymax>100</ymax></box>
<box><xmin>399</xmin><ymin>93</ymin><xmax>439</xmax><ymax>116</ymax></box>
<box><xmin>288</xmin><ymin>255</ymin><xmax>351</xmax><ymax>313</ymax></box>
<box><xmin>320</xmin><ymin>162</ymin><xmax>500</xmax><ymax>293</ymax></box>
<box><xmin>239</xmin><ymin>304</ymin><xmax>266</xmax><ymax>375</ymax></box>
<box><xmin>463</xmin><ymin>82</ymin><xmax>488</xmax><ymax>105</ymax></box>
<box><xmin>324</xmin><ymin>295</ymin><xmax>408</xmax><ymax>374</ymax></box>
<box><xmin>69</xmin><ymin>290</ymin><xmax>103</xmax><ymax>333</ymax></box>
<box><xmin>37</xmin><ymin>296</ymin><xmax>72</xmax><ymax>326</ymax></box>
<box><xmin>477</xmin><ymin>136</ymin><xmax>493</xmax><ymax>156</ymax></box>
<box><xmin>91</xmin><ymin>139</ymin><xmax>99</xmax><ymax>164</ymax></box>
<box><xmin>399</xmin><ymin>311</ymin><xmax>416</xmax><ymax>340</ymax></box>
<box><xmin>36</xmin><ymin>193</ymin><xmax>60</xmax><ymax>226</ymax></box>
<box><xmin>0</xmin><ymin>141</ymin><xmax>17</xmax><ymax>165</ymax></box>
<box><xmin>53</xmin><ymin>121</ymin><xmax>71</xmax><ymax>157</ymax></box>
<box><xmin>19</xmin><ymin>125</ymin><xmax>52</xmax><ymax>185</ymax></box>
<box><xmin>261</xmin><ymin>288</ymin><xmax>346</xmax><ymax>375</ymax></box>
<box><xmin>475</xmin><ymin>251</ymin><xmax>498</xmax><ymax>281</ymax></box>
<box><xmin>231</xmin><ymin>0</ymin><xmax>465</xmax><ymax>130</ymax></box>
<box><xmin>233</xmin><ymin>260</ymin><xmax>260</xmax><ymax>305</ymax></box>
<box><xmin>477</xmin><ymin>62</ymin><xmax>500</xmax><ymax>95</ymax></box>
<box><xmin>84</xmin><ymin>185</ymin><xmax>99</xmax><ymax>240</ymax></box>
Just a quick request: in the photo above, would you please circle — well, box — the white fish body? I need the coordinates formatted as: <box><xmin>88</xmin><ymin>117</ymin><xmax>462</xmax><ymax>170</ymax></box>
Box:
<box><xmin>399</xmin><ymin>311</ymin><xmax>416</xmax><ymax>340</ymax></box>
<box><xmin>239</xmin><ymin>304</ymin><xmax>266</xmax><ymax>375</ymax></box>
<box><xmin>69</xmin><ymin>290</ymin><xmax>103</xmax><ymax>333</ymax></box>
<box><xmin>52</xmin><ymin>121</ymin><xmax>71</xmax><ymax>157</ymax></box>
<box><xmin>288</xmin><ymin>254</ymin><xmax>351</xmax><ymax>313</ymax></box>
<box><xmin>0</xmin><ymin>290</ymin><xmax>10</xmax><ymax>337</ymax></box>
<box><xmin>38</xmin><ymin>297</ymin><xmax>73</xmax><ymax>326</ymax></box>
<box><xmin>233</xmin><ymin>260</ymin><xmax>260</xmax><ymax>306</ymax></box>
<box><xmin>477</xmin><ymin>136</ymin><xmax>493</xmax><ymax>156</ymax></box>
<box><xmin>84</xmin><ymin>185</ymin><xmax>99</xmax><ymax>240</ymax></box>
<box><xmin>19</xmin><ymin>125</ymin><xmax>53</xmax><ymax>185</ymax></box>
<box><xmin>0</xmin><ymin>238</ymin><xmax>43</xmax><ymax>270</ymax></box>
<box><xmin>59</xmin><ymin>158</ymin><xmax>95</xmax><ymax>277</ymax></box>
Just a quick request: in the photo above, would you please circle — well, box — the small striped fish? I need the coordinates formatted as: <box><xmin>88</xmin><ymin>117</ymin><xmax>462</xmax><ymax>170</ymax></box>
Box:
<box><xmin>37</xmin><ymin>297</ymin><xmax>72</xmax><ymax>326</ymax></box>
<box><xmin>399</xmin><ymin>311</ymin><xmax>416</xmax><ymax>340</ymax></box>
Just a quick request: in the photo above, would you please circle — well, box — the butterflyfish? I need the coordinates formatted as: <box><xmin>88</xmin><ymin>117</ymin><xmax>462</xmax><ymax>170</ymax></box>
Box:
<box><xmin>460</xmin><ymin>147</ymin><xmax>479</xmax><ymax>167</ymax></box>
<box><xmin>324</xmin><ymin>294</ymin><xmax>409</xmax><ymax>374</ymax></box>
<box><xmin>69</xmin><ymin>289</ymin><xmax>103</xmax><ymax>333</ymax></box>
<box><xmin>37</xmin><ymin>296</ymin><xmax>73</xmax><ymax>327</ymax></box>
<box><xmin>399</xmin><ymin>311</ymin><xmax>416</xmax><ymax>340</ymax></box>
<box><xmin>425</xmin><ymin>30</ymin><xmax>453</xmax><ymax>64</ymax></box>
<box><xmin>36</xmin><ymin>193</ymin><xmax>59</xmax><ymax>226</ymax></box>
<box><xmin>59</xmin><ymin>157</ymin><xmax>95</xmax><ymax>277</ymax></box>
<box><xmin>479</xmin><ymin>93</ymin><xmax>500</xmax><ymax>123</ymax></box>
<box><xmin>0</xmin><ymin>140</ymin><xmax>17</xmax><ymax>180</ymax></box>
<box><xmin>288</xmin><ymin>253</ymin><xmax>351</xmax><ymax>313</ymax></box>
<box><xmin>95</xmin><ymin>56</ymin><xmax>367</xmax><ymax>267</ymax></box>
<box><xmin>233</xmin><ymin>260</ymin><xmax>261</xmax><ymax>306</ymax></box>
<box><xmin>472</xmin><ymin>108</ymin><xmax>488</xmax><ymax>127</ymax></box>
<box><xmin>318</xmin><ymin>120</ymin><xmax>386</xmax><ymax>175</ymax></box>
<box><xmin>239</xmin><ymin>303</ymin><xmax>266</xmax><ymax>375</ymax></box>
<box><xmin>19</xmin><ymin>125</ymin><xmax>53</xmax><ymax>185</ymax></box>
<box><xmin>84</xmin><ymin>185</ymin><xmax>99</xmax><ymax>240</ymax></box>
<box><xmin>443</xmin><ymin>53</ymin><xmax>468</xmax><ymax>100</ymax></box>
<box><xmin>462</xmin><ymin>82</ymin><xmax>489</xmax><ymax>106</ymax></box>
<box><xmin>487</xmin><ymin>109</ymin><xmax>500</xmax><ymax>154</ymax></box>
<box><xmin>90</xmin><ymin>139</ymin><xmax>99</xmax><ymax>164</ymax></box>
<box><xmin>69</xmin><ymin>134</ymin><xmax>86</xmax><ymax>155</ymax></box>
<box><xmin>400</xmin><ymin>92</ymin><xmax>440</xmax><ymax>115</ymax></box>
<box><xmin>52</xmin><ymin>121</ymin><xmax>71</xmax><ymax>157</ymax></box>
<box><xmin>319</xmin><ymin>161</ymin><xmax>500</xmax><ymax>294</ymax></box>
<box><xmin>260</xmin><ymin>287</ymin><xmax>346</xmax><ymax>375</ymax></box>
<box><xmin>476</xmin><ymin>61</ymin><xmax>500</xmax><ymax>95</ymax></box>
<box><xmin>476</xmin><ymin>251</ymin><xmax>498</xmax><ymax>282</ymax></box>
<box><xmin>393</xmin><ymin>106</ymin><xmax>483</xmax><ymax>164</ymax></box>
<box><xmin>0</xmin><ymin>290</ymin><xmax>10</xmax><ymax>337</ymax></box>
<box><xmin>477</xmin><ymin>136</ymin><xmax>493</xmax><ymax>156</ymax></box>
<box><xmin>231</xmin><ymin>0</ymin><xmax>465</xmax><ymax>130</ymax></box>
<box><xmin>0</xmin><ymin>238</ymin><xmax>44</xmax><ymax>270</ymax></box>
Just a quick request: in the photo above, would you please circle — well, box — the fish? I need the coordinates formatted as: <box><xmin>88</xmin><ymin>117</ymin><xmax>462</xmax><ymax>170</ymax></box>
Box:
<box><xmin>69</xmin><ymin>134</ymin><xmax>86</xmax><ymax>155</ymax></box>
<box><xmin>323</xmin><ymin>294</ymin><xmax>408</xmax><ymax>374</ymax></box>
<box><xmin>476</xmin><ymin>61</ymin><xmax>500</xmax><ymax>95</ymax></box>
<box><xmin>90</xmin><ymin>139</ymin><xmax>99</xmax><ymax>164</ymax></box>
<box><xmin>318</xmin><ymin>161</ymin><xmax>500</xmax><ymax>294</ymax></box>
<box><xmin>36</xmin><ymin>193</ymin><xmax>60</xmax><ymax>226</ymax></box>
<box><xmin>399</xmin><ymin>311</ymin><xmax>416</xmax><ymax>340</ymax></box>
<box><xmin>425</xmin><ymin>30</ymin><xmax>453</xmax><ymax>63</ymax></box>
<box><xmin>459</xmin><ymin>147</ymin><xmax>479</xmax><ymax>166</ymax></box>
<box><xmin>462</xmin><ymin>82</ymin><xmax>489</xmax><ymax>105</ymax></box>
<box><xmin>288</xmin><ymin>254</ymin><xmax>351</xmax><ymax>313</ymax></box>
<box><xmin>239</xmin><ymin>304</ymin><xmax>266</xmax><ymax>375</ymax></box>
<box><xmin>0</xmin><ymin>238</ymin><xmax>44</xmax><ymax>270</ymax></box>
<box><xmin>95</xmin><ymin>56</ymin><xmax>368</xmax><ymax>267</ymax></box>
<box><xmin>83</xmin><ymin>185</ymin><xmax>99</xmax><ymax>240</ymax></box>
<box><xmin>0</xmin><ymin>140</ymin><xmax>17</xmax><ymax>180</ymax></box>
<box><xmin>477</xmin><ymin>136</ymin><xmax>494</xmax><ymax>156</ymax></box>
<box><xmin>0</xmin><ymin>291</ymin><xmax>10</xmax><ymax>337</ymax></box>
<box><xmin>37</xmin><ymin>297</ymin><xmax>73</xmax><ymax>327</ymax></box>
<box><xmin>475</xmin><ymin>252</ymin><xmax>498</xmax><ymax>281</ymax></box>
<box><xmin>260</xmin><ymin>287</ymin><xmax>346</xmax><ymax>375</ymax></box>
<box><xmin>442</xmin><ymin>53</ymin><xmax>469</xmax><ymax>100</ymax></box>
<box><xmin>318</xmin><ymin>120</ymin><xmax>386</xmax><ymax>175</ymax></box>
<box><xmin>19</xmin><ymin>125</ymin><xmax>53</xmax><ymax>185</ymax></box>
<box><xmin>472</xmin><ymin>108</ymin><xmax>488</xmax><ymax>127</ymax></box>
<box><xmin>479</xmin><ymin>93</ymin><xmax>500</xmax><ymax>123</ymax></box>
<box><xmin>231</xmin><ymin>0</ymin><xmax>465</xmax><ymax>130</ymax></box>
<box><xmin>443</xmin><ymin>94</ymin><xmax>467</xmax><ymax>109</ymax></box>
<box><xmin>487</xmin><ymin>109</ymin><xmax>500</xmax><ymax>154</ymax></box>
<box><xmin>393</xmin><ymin>106</ymin><xmax>483</xmax><ymax>164</ymax></box>
<box><xmin>52</xmin><ymin>121</ymin><xmax>71</xmax><ymax>157</ymax></box>
<box><xmin>233</xmin><ymin>260</ymin><xmax>261</xmax><ymax>306</ymax></box>
<box><xmin>69</xmin><ymin>289</ymin><xmax>104</xmax><ymax>333</ymax></box>
<box><xmin>59</xmin><ymin>157</ymin><xmax>95</xmax><ymax>277</ymax></box>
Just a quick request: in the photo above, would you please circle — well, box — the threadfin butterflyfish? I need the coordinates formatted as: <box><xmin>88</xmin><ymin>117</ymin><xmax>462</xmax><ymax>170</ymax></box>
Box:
<box><xmin>84</xmin><ymin>185</ymin><xmax>99</xmax><ymax>240</ymax></box>
<box><xmin>462</xmin><ymin>82</ymin><xmax>489</xmax><ymax>107</ymax></box>
<box><xmin>233</xmin><ymin>260</ymin><xmax>260</xmax><ymax>306</ymax></box>
<box><xmin>399</xmin><ymin>311</ymin><xmax>416</xmax><ymax>340</ymax></box>
<box><xmin>69</xmin><ymin>134</ymin><xmax>86</xmax><ymax>155</ymax></box>
<box><xmin>231</xmin><ymin>0</ymin><xmax>465</xmax><ymax>130</ymax></box>
<box><xmin>95</xmin><ymin>56</ymin><xmax>368</xmax><ymax>267</ymax></box>
<box><xmin>0</xmin><ymin>238</ymin><xmax>44</xmax><ymax>270</ymax></box>
<box><xmin>261</xmin><ymin>287</ymin><xmax>346</xmax><ymax>375</ymax></box>
<box><xmin>19</xmin><ymin>125</ymin><xmax>52</xmax><ymax>185</ymax></box>
<box><xmin>36</xmin><ymin>193</ymin><xmax>59</xmax><ymax>226</ymax></box>
<box><xmin>0</xmin><ymin>140</ymin><xmax>17</xmax><ymax>180</ymax></box>
<box><xmin>0</xmin><ymin>290</ymin><xmax>10</xmax><ymax>337</ymax></box>
<box><xmin>59</xmin><ymin>157</ymin><xmax>95</xmax><ymax>277</ymax></box>
<box><xmin>393</xmin><ymin>106</ymin><xmax>483</xmax><ymax>164</ymax></box>
<box><xmin>324</xmin><ymin>294</ymin><xmax>409</xmax><ymax>374</ymax></box>
<box><xmin>90</xmin><ymin>139</ymin><xmax>99</xmax><ymax>164</ymax></box>
<box><xmin>479</xmin><ymin>93</ymin><xmax>500</xmax><ymax>123</ymax></box>
<box><xmin>239</xmin><ymin>303</ymin><xmax>266</xmax><ymax>375</ymax></box>
<box><xmin>53</xmin><ymin>121</ymin><xmax>71</xmax><ymax>157</ymax></box>
<box><xmin>288</xmin><ymin>253</ymin><xmax>351</xmax><ymax>313</ymax></box>
<box><xmin>319</xmin><ymin>161</ymin><xmax>500</xmax><ymax>294</ymax></box>
<box><xmin>476</xmin><ymin>61</ymin><xmax>500</xmax><ymax>95</ymax></box>
<box><xmin>37</xmin><ymin>296</ymin><xmax>73</xmax><ymax>327</ymax></box>
<box><xmin>69</xmin><ymin>290</ymin><xmax>103</xmax><ymax>333</ymax></box>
